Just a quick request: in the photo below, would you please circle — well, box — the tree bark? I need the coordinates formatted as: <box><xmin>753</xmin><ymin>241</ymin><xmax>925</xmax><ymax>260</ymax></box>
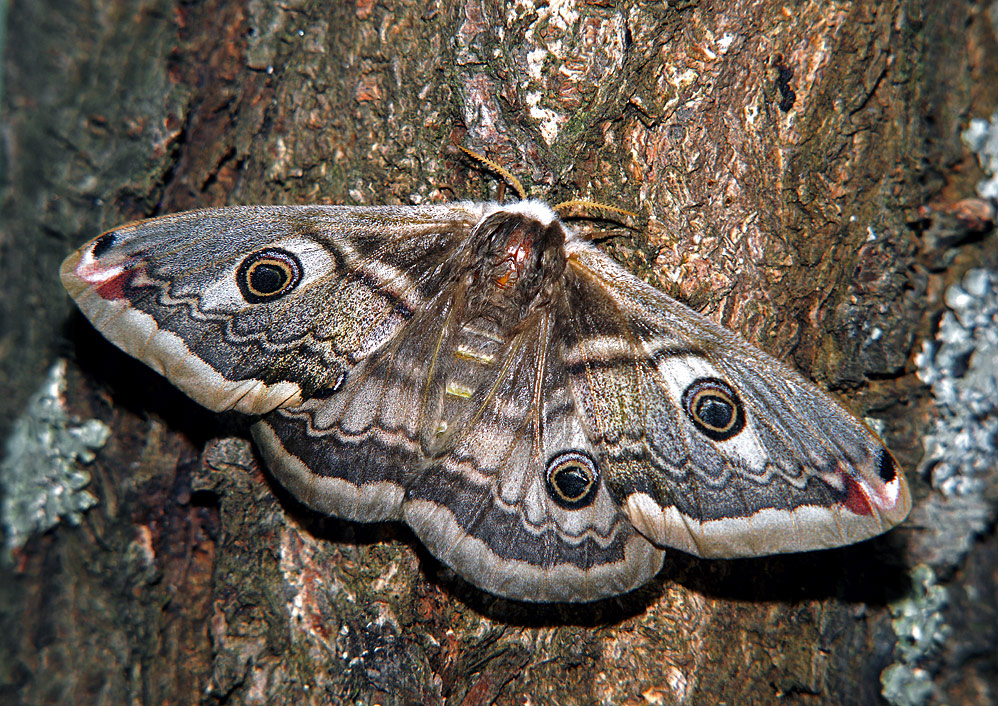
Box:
<box><xmin>1</xmin><ymin>1</ymin><xmax>995</xmax><ymax>704</ymax></box>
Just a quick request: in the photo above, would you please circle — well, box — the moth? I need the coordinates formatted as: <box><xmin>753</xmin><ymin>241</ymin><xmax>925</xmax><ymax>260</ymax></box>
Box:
<box><xmin>60</xmin><ymin>179</ymin><xmax>911</xmax><ymax>602</ymax></box>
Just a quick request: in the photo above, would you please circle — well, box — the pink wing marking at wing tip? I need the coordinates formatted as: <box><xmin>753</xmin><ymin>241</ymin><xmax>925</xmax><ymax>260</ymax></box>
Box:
<box><xmin>74</xmin><ymin>245</ymin><xmax>146</xmax><ymax>301</ymax></box>
<box><xmin>839</xmin><ymin>463</ymin><xmax>905</xmax><ymax>517</ymax></box>
<box><xmin>841</xmin><ymin>473</ymin><xmax>875</xmax><ymax>516</ymax></box>
<box><xmin>95</xmin><ymin>268</ymin><xmax>143</xmax><ymax>300</ymax></box>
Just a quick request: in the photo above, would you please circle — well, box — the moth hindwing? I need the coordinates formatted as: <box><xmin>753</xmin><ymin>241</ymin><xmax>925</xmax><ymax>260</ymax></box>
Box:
<box><xmin>61</xmin><ymin>199</ymin><xmax>911</xmax><ymax>602</ymax></box>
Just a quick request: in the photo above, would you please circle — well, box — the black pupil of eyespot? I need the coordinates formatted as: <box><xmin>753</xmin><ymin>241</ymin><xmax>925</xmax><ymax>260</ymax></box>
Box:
<box><xmin>555</xmin><ymin>465</ymin><xmax>590</xmax><ymax>499</ymax></box>
<box><xmin>250</xmin><ymin>263</ymin><xmax>287</xmax><ymax>294</ymax></box>
<box><xmin>696</xmin><ymin>395</ymin><xmax>732</xmax><ymax>429</ymax></box>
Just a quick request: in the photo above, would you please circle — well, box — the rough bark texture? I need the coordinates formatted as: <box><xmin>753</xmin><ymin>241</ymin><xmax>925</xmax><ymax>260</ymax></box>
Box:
<box><xmin>1</xmin><ymin>1</ymin><xmax>995</xmax><ymax>705</ymax></box>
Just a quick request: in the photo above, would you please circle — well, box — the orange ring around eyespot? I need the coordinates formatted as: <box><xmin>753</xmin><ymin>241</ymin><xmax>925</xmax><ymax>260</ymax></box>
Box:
<box><xmin>545</xmin><ymin>450</ymin><xmax>599</xmax><ymax>509</ymax></box>
<box><xmin>681</xmin><ymin>377</ymin><xmax>745</xmax><ymax>441</ymax></box>
<box><xmin>236</xmin><ymin>248</ymin><xmax>303</xmax><ymax>304</ymax></box>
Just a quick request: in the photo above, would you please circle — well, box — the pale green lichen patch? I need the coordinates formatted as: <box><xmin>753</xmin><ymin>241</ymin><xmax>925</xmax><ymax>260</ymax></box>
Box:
<box><xmin>1</xmin><ymin>360</ymin><xmax>109</xmax><ymax>555</ymax></box>
<box><xmin>880</xmin><ymin>564</ymin><xmax>951</xmax><ymax>706</ymax></box>
<box><xmin>913</xmin><ymin>268</ymin><xmax>998</xmax><ymax>568</ymax></box>
<box><xmin>962</xmin><ymin>111</ymin><xmax>998</xmax><ymax>199</ymax></box>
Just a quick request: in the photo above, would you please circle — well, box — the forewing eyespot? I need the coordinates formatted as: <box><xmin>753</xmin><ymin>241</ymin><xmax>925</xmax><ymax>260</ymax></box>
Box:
<box><xmin>545</xmin><ymin>451</ymin><xmax>599</xmax><ymax>510</ymax></box>
<box><xmin>682</xmin><ymin>377</ymin><xmax>746</xmax><ymax>441</ymax></box>
<box><xmin>236</xmin><ymin>248</ymin><xmax>303</xmax><ymax>304</ymax></box>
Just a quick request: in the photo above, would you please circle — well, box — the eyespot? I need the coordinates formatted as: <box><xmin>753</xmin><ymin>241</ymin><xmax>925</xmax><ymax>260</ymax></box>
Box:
<box><xmin>682</xmin><ymin>377</ymin><xmax>745</xmax><ymax>441</ymax></box>
<box><xmin>236</xmin><ymin>248</ymin><xmax>303</xmax><ymax>304</ymax></box>
<box><xmin>545</xmin><ymin>451</ymin><xmax>599</xmax><ymax>509</ymax></box>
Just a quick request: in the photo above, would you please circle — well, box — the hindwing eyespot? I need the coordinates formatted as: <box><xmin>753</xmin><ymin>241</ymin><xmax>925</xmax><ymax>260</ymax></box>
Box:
<box><xmin>310</xmin><ymin>371</ymin><xmax>347</xmax><ymax>400</ymax></box>
<box><xmin>545</xmin><ymin>451</ymin><xmax>599</xmax><ymax>509</ymax></box>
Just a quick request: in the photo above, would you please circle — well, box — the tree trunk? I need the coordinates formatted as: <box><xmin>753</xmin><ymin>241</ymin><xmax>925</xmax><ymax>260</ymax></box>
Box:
<box><xmin>2</xmin><ymin>1</ymin><xmax>995</xmax><ymax>704</ymax></box>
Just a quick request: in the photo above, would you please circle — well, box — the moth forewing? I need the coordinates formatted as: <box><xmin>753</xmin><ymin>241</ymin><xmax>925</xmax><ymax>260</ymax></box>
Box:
<box><xmin>563</xmin><ymin>239</ymin><xmax>910</xmax><ymax>559</ymax></box>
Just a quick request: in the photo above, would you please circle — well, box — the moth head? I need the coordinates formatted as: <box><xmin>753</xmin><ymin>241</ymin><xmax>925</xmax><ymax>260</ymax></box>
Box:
<box><xmin>469</xmin><ymin>206</ymin><xmax>568</xmax><ymax>310</ymax></box>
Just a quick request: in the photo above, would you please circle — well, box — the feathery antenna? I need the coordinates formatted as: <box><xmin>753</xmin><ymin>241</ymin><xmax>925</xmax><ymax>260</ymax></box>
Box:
<box><xmin>459</xmin><ymin>146</ymin><xmax>527</xmax><ymax>201</ymax></box>
<box><xmin>459</xmin><ymin>145</ymin><xmax>638</xmax><ymax>220</ymax></box>
<box><xmin>552</xmin><ymin>199</ymin><xmax>638</xmax><ymax>219</ymax></box>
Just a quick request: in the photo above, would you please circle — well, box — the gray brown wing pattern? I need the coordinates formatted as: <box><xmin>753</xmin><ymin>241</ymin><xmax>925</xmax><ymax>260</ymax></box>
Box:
<box><xmin>60</xmin><ymin>205</ymin><xmax>483</xmax><ymax>413</ymax></box>
<box><xmin>563</xmin><ymin>242</ymin><xmax>910</xmax><ymax>558</ymax></box>
<box><xmin>61</xmin><ymin>200</ymin><xmax>910</xmax><ymax>603</ymax></box>
<box><xmin>257</xmin><ymin>284</ymin><xmax>664</xmax><ymax>602</ymax></box>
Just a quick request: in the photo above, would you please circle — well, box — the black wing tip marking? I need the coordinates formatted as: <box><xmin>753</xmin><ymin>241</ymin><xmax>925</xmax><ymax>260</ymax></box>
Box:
<box><xmin>877</xmin><ymin>449</ymin><xmax>898</xmax><ymax>483</ymax></box>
